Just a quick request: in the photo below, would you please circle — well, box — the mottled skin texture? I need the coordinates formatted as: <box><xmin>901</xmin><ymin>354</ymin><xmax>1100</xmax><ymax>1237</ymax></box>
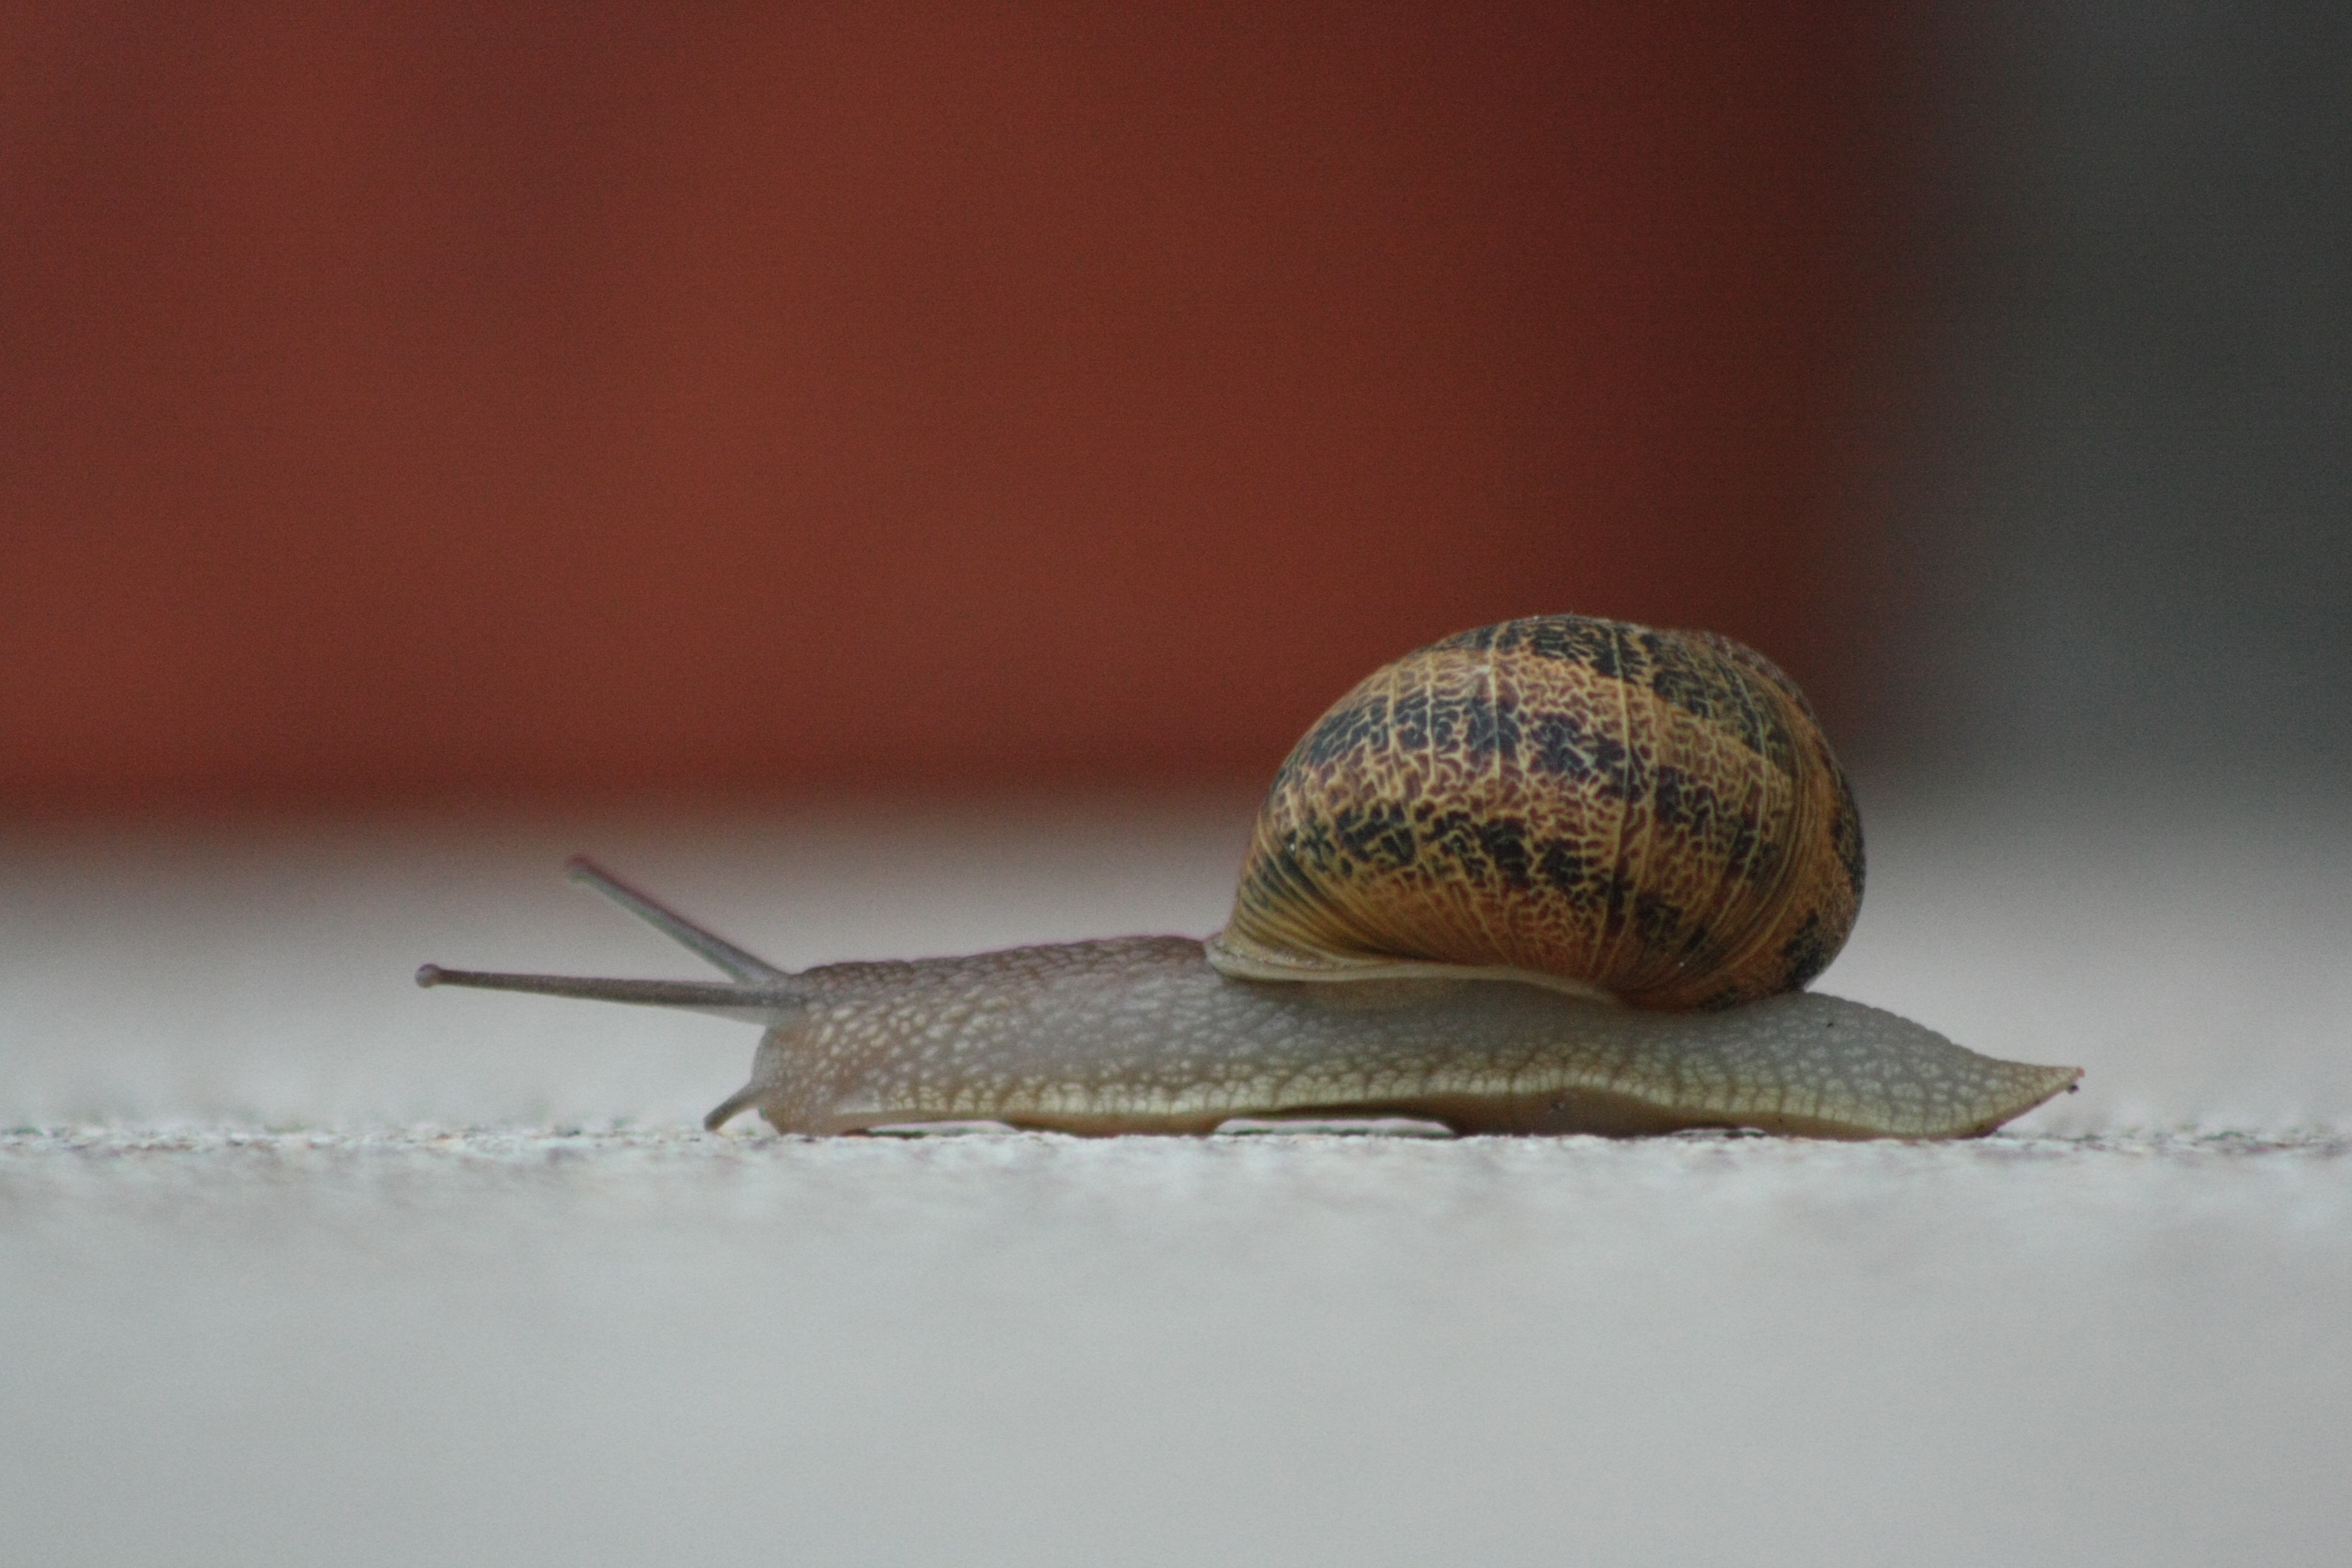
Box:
<box><xmin>688</xmin><ymin>939</ymin><xmax>2077</xmax><ymax>1138</ymax></box>
<box><xmin>449</xmin><ymin>930</ymin><xmax>2069</xmax><ymax>1142</ymax></box>
<box><xmin>1215</xmin><ymin>615</ymin><xmax>1864</xmax><ymax>1009</ymax></box>
<box><xmin>420</xmin><ymin>875</ymin><xmax>2080</xmax><ymax>1138</ymax></box>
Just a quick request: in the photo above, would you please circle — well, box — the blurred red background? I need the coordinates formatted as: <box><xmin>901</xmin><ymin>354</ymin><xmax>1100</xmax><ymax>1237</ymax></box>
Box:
<box><xmin>3</xmin><ymin>2</ymin><xmax>1906</xmax><ymax>811</ymax></box>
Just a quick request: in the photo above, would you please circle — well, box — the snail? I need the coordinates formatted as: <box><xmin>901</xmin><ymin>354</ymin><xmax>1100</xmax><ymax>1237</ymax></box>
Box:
<box><xmin>418</xmin><ymin>613</ymin><xmax>2081</xmax><ymax>1138</ymax></box>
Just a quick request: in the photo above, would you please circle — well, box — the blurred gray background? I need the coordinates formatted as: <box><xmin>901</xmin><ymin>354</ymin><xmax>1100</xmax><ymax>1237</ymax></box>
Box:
<box><xmin>1896</xmin><ymin>0</ymin><xmax>2350</xmax><ymax>779</ymax></box>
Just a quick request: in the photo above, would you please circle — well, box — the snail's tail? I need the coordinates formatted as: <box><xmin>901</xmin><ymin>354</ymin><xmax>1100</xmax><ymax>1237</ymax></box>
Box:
<box><xmin>414</xmin><ymin>964</ymin><xmax>798</xmax><ymax>1023</ymax></box>
<box><xmin>564</xmin><ymin>856</ymin><xmax>791</xmax><ymax>983</ymax></box>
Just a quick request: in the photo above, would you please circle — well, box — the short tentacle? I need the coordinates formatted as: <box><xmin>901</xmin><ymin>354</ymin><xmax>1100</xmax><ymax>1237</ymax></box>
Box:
<box><xmin>701</xmin><ymin>1082</ymin><xmax>766</xmax><ymax>1132</ymax></box>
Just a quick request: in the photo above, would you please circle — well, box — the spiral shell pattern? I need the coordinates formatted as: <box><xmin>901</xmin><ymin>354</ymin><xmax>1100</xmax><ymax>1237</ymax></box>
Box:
<box><xmin>1208</xmin><ymin>615</ymin><xmax>1864</xmax><ymax>1010</ymax></box>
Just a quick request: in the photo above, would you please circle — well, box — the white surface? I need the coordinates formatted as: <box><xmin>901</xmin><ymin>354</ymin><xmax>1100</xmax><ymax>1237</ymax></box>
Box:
<box><xmin>4</xmin><ymin>785</ymin><xmax>2348</xmax><ymax>1565</ymax></box>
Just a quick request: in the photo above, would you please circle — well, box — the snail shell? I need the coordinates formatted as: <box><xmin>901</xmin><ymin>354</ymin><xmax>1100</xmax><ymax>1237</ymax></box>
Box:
<box><xmin>417</xmin><ymin>615</ymin><xmax>2080</xmax><ymax>1138</ymax></box>
<box><xmin>1207</xmin><ymin>616</ymin><xmax>1864</xmax><ymax>1008</ymax></box>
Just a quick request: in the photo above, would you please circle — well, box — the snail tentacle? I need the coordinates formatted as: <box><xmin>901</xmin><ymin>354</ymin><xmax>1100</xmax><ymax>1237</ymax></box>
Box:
<box><xmin>564</xmin><ymin>856</ymin><xmax>790</xmax><ymax>982</ymax></box>
<box><xmin>414</xmin><ymin>964</ymin><xmax>800</xmax><ymax>1022</ymax></box>
<box><xmin>413</xmin><ymin>859</ymin><xmax>805</xmax><ymax>1021</ymax></box>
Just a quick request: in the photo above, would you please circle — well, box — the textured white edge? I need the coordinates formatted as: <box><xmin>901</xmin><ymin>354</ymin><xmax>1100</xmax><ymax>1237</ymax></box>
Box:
<box><xmin>3</xmin><ymin>1126</ymin><xmax>2344</xmax><ymax>1158</ymax></box>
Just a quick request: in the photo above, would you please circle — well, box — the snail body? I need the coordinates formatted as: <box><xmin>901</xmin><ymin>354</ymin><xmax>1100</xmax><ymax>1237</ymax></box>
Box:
<box><xmin>419</xmin><ymin>615</ymin><xmax>2081</xmax><ymax>1138</ymax></box>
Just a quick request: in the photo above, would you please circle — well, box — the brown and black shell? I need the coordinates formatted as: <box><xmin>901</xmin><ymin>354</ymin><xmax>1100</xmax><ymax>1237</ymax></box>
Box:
<box><xmin>1206</xmin><ymin>614</ymin><xmax>1865</xmax><ymax>1010</ymax></box>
